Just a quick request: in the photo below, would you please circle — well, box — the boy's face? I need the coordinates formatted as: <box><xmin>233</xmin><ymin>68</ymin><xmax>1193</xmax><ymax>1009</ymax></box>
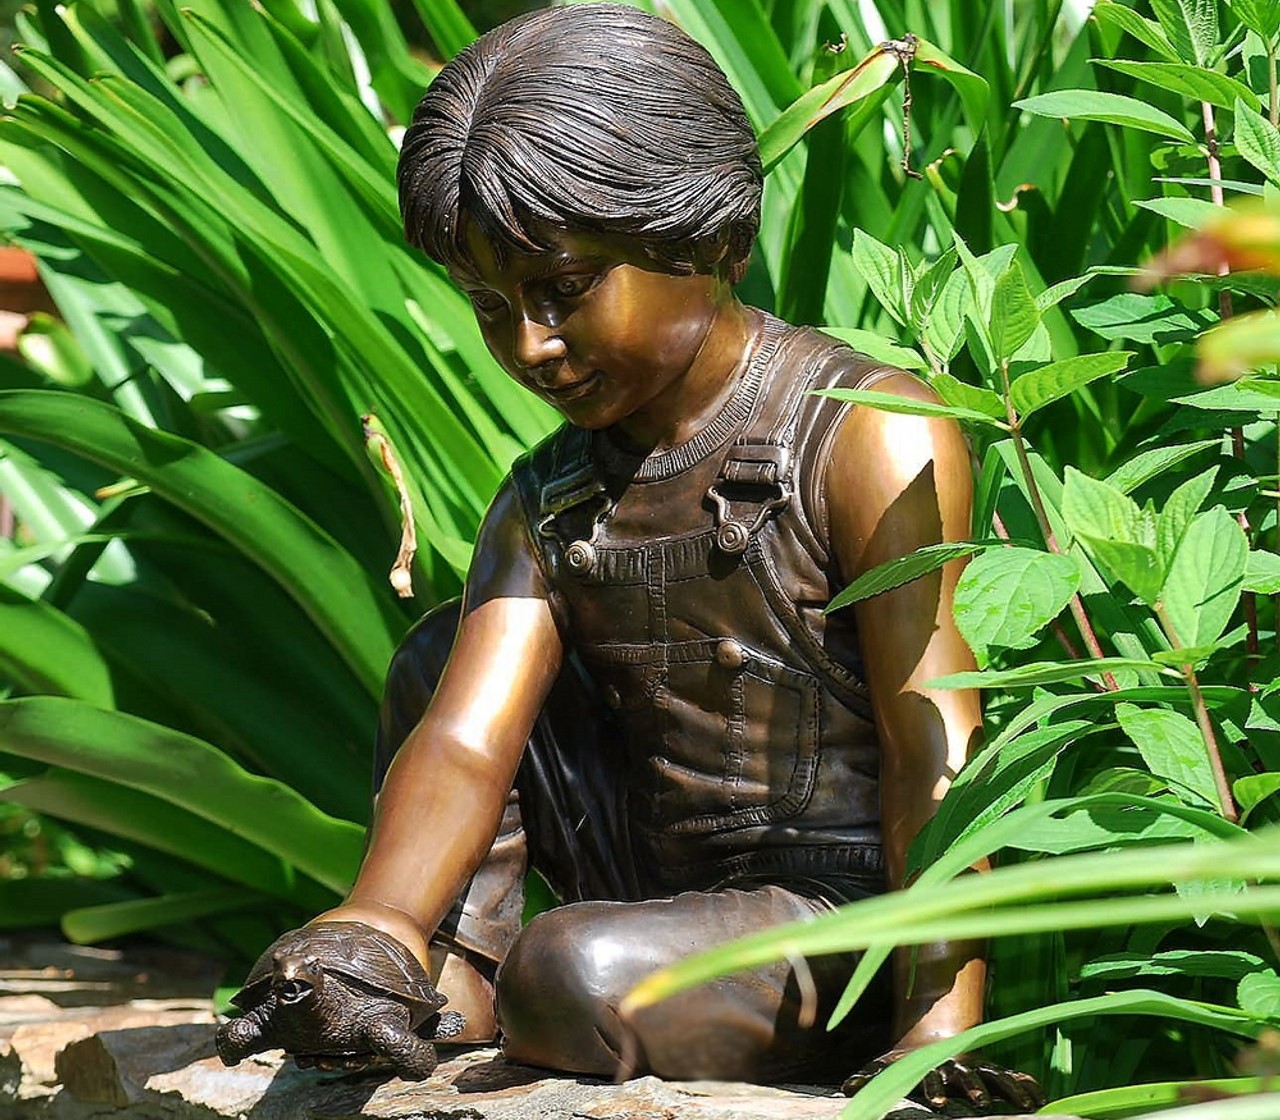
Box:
<box><xmin>448</xmin><ymin>222</ymin><xmax>730</xmax><ymax>433</ymax></box>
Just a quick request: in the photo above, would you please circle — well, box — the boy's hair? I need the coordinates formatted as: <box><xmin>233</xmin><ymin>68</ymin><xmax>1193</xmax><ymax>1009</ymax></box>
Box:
<box><xmin>398</xmin><ymin>3</ymin><xmax>762</xmax><ymax>283</ymax></box>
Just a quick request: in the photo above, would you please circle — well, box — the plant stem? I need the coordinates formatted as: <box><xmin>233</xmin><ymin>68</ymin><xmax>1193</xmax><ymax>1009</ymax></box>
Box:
<box><xmin>1270</xmin><ymin>41</ymin><xmax>1279</xmax><ymax>127</ymax></box>
<box><xmin>1203</xmin><ymin>101</ymin><xmax>1260</xmax><ymax>664</ymax></box>
<box><xmin>1000</xmin><ymin>360</ymin><xmax>1117</xmax><ymax>689</ymax></box>
<box><xmin>1156</xmin><ymin>604</ymin><xmax>1239</xmax><ymax>824</ymax></box>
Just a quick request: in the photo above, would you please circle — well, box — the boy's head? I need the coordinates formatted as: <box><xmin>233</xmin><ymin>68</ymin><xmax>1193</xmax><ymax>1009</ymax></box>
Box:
<box><xmin>397</xmin><ymin>3</ymin><xmax>762</xmax><ymax>284</ymax></box>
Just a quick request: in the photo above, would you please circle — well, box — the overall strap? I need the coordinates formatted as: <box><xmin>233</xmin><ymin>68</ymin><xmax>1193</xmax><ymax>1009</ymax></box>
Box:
<box><xmin>533</xmin><ymin>427</ymin><xmax>613</xmax><ymax>577</ymax></box>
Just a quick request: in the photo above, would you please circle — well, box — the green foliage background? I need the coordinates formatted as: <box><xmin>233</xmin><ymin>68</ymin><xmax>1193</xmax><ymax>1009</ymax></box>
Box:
<box><xmin>1</xmin><ymin>0</ymin><xmax>1279</xmax><ymax>1116</ymax></box>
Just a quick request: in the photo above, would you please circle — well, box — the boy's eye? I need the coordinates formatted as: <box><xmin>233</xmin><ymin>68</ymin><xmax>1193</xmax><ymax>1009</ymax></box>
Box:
<box><xmin>549</xmin><ymin>273</ymin><xmax>597</xmax><ymax>299</ymax></box>
<box><xmin>468</xmin><ymin>291</ymin><xmax>505</xmax><ymax>314</ymax></box>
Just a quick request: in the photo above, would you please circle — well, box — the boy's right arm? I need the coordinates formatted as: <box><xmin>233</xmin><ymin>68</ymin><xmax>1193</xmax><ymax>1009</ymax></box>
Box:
<box><xmin>314</xmin><ymin>481</ymin><xmax>564</xmax><ymax>967</ymax></box>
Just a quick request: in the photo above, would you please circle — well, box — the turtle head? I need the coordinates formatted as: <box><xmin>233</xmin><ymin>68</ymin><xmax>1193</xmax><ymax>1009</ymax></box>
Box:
<box><xmin>273</xmin><ymin>952</ymin><xmax>323</xmax><ymax>1005</ymax></box>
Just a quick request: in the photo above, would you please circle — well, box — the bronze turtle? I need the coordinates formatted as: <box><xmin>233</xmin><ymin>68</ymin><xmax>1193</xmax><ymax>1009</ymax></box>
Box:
<box><xmin>215</xmin><ymin>921</ymin><xmax>464</xmax><ymax>1080</ymax></box>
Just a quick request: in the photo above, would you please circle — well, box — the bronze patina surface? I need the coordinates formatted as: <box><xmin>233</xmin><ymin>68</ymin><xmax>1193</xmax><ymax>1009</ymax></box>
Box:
<box><xmin>220</xmin><ymin>5</ymin><xmax>1041</xmax><ymax>1112</ymax></box>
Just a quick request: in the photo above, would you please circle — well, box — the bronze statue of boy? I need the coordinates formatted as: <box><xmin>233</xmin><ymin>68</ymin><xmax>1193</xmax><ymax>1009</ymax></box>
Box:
<box><xmin>218</xmin><ymin>4</ymin><xmax>1041</xmax><ymax>1110</ymax></box>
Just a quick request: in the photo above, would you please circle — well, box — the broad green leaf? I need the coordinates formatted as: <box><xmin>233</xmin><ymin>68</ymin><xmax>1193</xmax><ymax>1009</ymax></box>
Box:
<box><xmin>1235</xmin><ymin>773</ymin><xmax>1280</xmax><ymax>814</ymax></box>
<box><xmin>1092</xmin><ymin>0</ymin><xmax>1182</xmax><ymax>61</ymax></box>
<box><xmin>1093</xmin><ymin>60</ymin><xmax>1260</xmax><ymax>113</ymax></box>
<box><xmin>0</xmin><ymin>697</ymin><xmax>364</xmax><ymax>893</ymax></box>
<box><xmin>929</xmin><ymin>657</ymin><xmax>1166</xmax><ymax>690</ymax></box>
<box><xmin>1234</xmin><ymin>100</ymin><xmax>1280</xmax><ymax>187</ymax></box>
<box><xmin>1009</xmin><ymin>352</ymin><xmax>1132</xmax><ymax>417</ymax></box>
<box><xmin>1104</xmin><ymin>439</ymin><xmax>1220</xmax><ymax>494</ymax></box>
<box><xmin>1244</xmin><ymin>550</ymin><xmax>1280</xmax><ymax>594</ymax></box>
<box><xmin>818</xmin><ymin>327</ymin><xmax>927</xmax><ymax>371</ymax></box>
<box><xmin>912</xmin><ymin>37</ymin><xmax>989</xmax><ymax>137</ymax></box>
<box><xmin>827</xmin><ymin>542</ymin><xmax>988</xmax><ymax>611</ymax></box>
<box><xmin>1062</xmin><ymin>468</ymin><xmax>1163</xmax><ymax>604</ymax></box>
<box><xmin>1237</xmin><ymin>970</ymin><xmax>1280</xmax><ymax>1020</ymax></box>
<box><xmin>1009</xmin><ymin>803</ymin><xmax>1210</xmax><ymax>854</ymax></box>
<box><xmin>1136</xmin><ymin>196</ymin><xmax>1227</xmax><ymax>229</ymax></box>
<box><xmin>0</xmin><ymin>583</ymin><xmax>113</xmax><ymax>706</ymax></box>
<box><xmin>1230</xmin><ymin>0</ymin><xmax>1280</xmax><ymax>42</ymax></box>
<box><xmin>953</xmin><ymin>548</ymin><xmax>1080</xmax><ymax>665</ymax></box>
<box><xmin>0</xmin><ymin>390</ymin><xmax>399</xmax><ymax>695</ymax></box>
<box><xmin>921</xmin><ymin>270</ymin><xmax>971</xmax><ymax>364</ymax></box>
<box><xmin>1082</xmin><ymin>950</ymin><xmax>1265</xmax><ymax>982</ymax></box>
<box><xmin>1157</xmin><ymin>467</ymin><xmax>1219</xmax><ymax>567</ymax></box>
<box><xmin>0</xmin><ymin>877</ymin><xmax>135</xmax><ymax>930</ymax></box>
<box><xmin>930</xmin><ymin>372</ymin><xmax>1006</xmax><ymax>418</ymax></box>
<box><xmin>1014</xmin><ymin>90</ymin><xmax>1195</xmax><ymax>143</ymax></box>
<box><xmin>850</xmin><ymin>229</ymin><xmax>906</xmax><ymax>325</ymax></box>
<box><xmin>1035</xmin><ymin>274</ymin><xmax>1093</xmax><ymax>312</ymax></box>
<box><xmin>1150</xmin><ymin>0</ymin><xmax>1219</xmax><ymax>67</ymax></box>
<box><xmin>1160</xmin><ymin>507</ymin><xmax>1248</xmax><ymax>648</ymax></box>
<box><xmin>1117</xmin><ymin>703</ymin><xmax>1220</xmax><ymax>809</ymax></box>
<box><xmin>1073</xmin><ymin>293</ymin><xmax>1216</xmax><ymax>345</ymax></box>
<box><xmin>989</xmin><ymin>261</ymin><xmax>1040</xmax><ymax>362</ymax></box>
<box><xmin>1</xmin><ymin>769</ymin><xmax>328</xmax><ymax>907</ymax></box>
<box><xmin>62</xmin><ymin>886</ymin><xmax>256</xmax><ymax>943</ymax></box>
<box><xmin>757</xmin><ymin>47</ymin><xmax>899</xmax><ymax>172</ymax></box>
<box><xmin>813</xmin><ymin>387</ymin><xmax>1007</xmax><ymax>426</ymax></box>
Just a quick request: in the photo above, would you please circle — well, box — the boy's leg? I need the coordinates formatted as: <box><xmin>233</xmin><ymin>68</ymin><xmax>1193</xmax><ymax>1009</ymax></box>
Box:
<box><xmin>496</xmin><ymin>885</ymin><xmax>889</xmax><ymax>1083</ymax></box>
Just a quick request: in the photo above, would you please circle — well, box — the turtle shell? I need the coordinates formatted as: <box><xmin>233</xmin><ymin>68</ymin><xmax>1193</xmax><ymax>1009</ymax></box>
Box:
<box><xmin>232</xmin><ymin>921</ymin><xmax>445</xmax><ymax>1021</ymax></box>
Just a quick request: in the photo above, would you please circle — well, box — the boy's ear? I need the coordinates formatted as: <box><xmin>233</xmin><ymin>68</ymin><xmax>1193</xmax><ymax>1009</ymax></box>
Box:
<box><xmin>695</xmin><ymin>224</ymin><xmax>752</xmax><ymax>284</ymax></box>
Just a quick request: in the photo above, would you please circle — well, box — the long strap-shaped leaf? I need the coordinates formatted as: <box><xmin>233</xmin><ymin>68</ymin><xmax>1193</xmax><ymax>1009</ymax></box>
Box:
<box><xmin>0</xmin><ymin>389</ymin><xmax>401</xmax><ymax>696</ymax></box>
<box><xmin>0</xmin><ymin>696</ymin><xmax>364</xmax><ymax>894</ymax></box>
<box><xmin>0</xmin><ymin>582</ymin><xmax>113</xmax><ymax>707</ymax></box>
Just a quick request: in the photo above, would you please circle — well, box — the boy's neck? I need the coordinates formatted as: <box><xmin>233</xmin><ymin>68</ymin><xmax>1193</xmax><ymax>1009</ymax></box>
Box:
<box><xmin>613</xmin><ymin>297</ymin><xmax>756</xmax><ymax>452</ymax></box>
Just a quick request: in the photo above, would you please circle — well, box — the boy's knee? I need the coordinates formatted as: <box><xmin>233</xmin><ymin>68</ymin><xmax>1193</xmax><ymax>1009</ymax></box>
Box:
<box><xmin>495</xmin><ymin>900</ymin><xmax>779</xmax><ymax>1081</ymax></box>
<box><xmin>496</xmin><ymin>903</ymin><xmax>633</xmax><ymax>1076</ymax></box>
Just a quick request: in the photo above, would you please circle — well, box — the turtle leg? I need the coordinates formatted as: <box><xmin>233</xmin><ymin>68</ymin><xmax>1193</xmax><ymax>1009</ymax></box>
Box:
<box><xmin>364</xmin><ymin>1012</ymin><xmax>440</xmax><ymax>1081</ymax></box>
<box><xmin>216</xmin><ymin>997</ymin><xmax>276</xmax><ymax>1066</ymax></box>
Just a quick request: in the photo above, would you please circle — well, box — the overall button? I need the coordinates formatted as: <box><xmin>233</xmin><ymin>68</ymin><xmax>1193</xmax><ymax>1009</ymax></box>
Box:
<box><xmin>714</xmin><ymin>639</ymin><xmax>748</xmax><ymax>670</ymax></box>
<box><xmin>603</xmin><ymin>684</ymin><xmax>622</xmax><ymax>710</ymax></box>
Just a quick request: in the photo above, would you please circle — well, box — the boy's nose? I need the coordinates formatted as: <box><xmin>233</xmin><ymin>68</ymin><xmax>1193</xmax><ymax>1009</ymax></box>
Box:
<box><xmin>512</xmin><ymin>316</ymin><xmax>567</xmax><ymax>372</ymax></box>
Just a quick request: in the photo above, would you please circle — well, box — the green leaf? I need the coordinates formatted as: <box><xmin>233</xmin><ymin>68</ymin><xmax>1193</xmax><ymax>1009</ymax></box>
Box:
<box><xmin>1082</xmin><ymin>950</ymin><xmax>1265</xmax><ymax>982</ymax></box>
<box><xmin>1104</xmin><ymin>439</ymin><xmax>1220</xmax><ymax>494</ymax></box>
<box><xmin>912</xmin><ymin>37</ymin><xmax>989</xmax><ymax>137</ymax></box>
<box><xmin>1116</xmin><ymin>703</ymin><xmax>1221</xmax><ymax>809</ymax></box>
<box><xmin>757</xmin><ymin>47</ymin><xmax>899</xmax><ymax>172</ymax></box>
<box><xmin>1062</xmin><ymin>468</ymin><xmax>1163</xmax><ymax>604</ymax></box>
<box><xmin>1230</xmin><ymin>0</ymin><xmax>1280</xmax><ymax>43</ymax></box>
<box><xmin>818</xmin><ymin>327</ymin><xmax>927</xmax><ymax>371</ymax></box>
<box><xmin>1158</xmin><ymin>467</ymin><xmax>1219</xmax><ymax>568</ymax></box>
<box><xmin>828</xmin><ymin>542</ymin><xmax>988</xmax><ymax>611</ymax></box>
<box><xmin>0</xmin><ymin>697</ymin><xmax>364</xmax><ymax>894</ymax></box>
<box><xmin>1093</xmin><ymin>60</ymin><xmax>1260</xmax><ymax>113</ymax></box>
<box><xmin>62</xmin><ymin>886</ymin><xmax>256</xmax><ymax>943</ymax></box>
<box><xmin>1160</xmin><ymin>507</ymin><xmax>1248</xmax><ymax>648</ymax></box>
<box><xmin>1234</xmin><ymin>100</ymin><xmax>1280</xmax><ymax>187</ymax></box>
<box><xmin>1136</xmin><ymin>196</ymin><xmax>1228</xmax><ymax>229</ymax></box>
<box><xmin>0</xmin><ymin>583</ymin><xmax>113</xmax><ymax>706</ymax></box>
<box><xmin>1010</xmin><ymin>352</ymin><xmax>1133</xmax><ymax>417</ymax></box>
<box><xmin>1237</xmin><ymin>970</ymin><xmax>1280</xmax><ymax>1020</ymax></box>
<box><xmin>0</xmin><ymin>877</ymin><xmax>136</xmax><ymax>930</ymax></box>
<box><xmin>1014</xmin><ymin>90</ymin><xmax>1195</xmax><ymax>143</ymax></box>
<box><xmin>953</xmin><ymin>548</ymin><xmax>1080</xmax><ymax>666</ymax></box>
<box><xmin>404</xmin><ymin>0</ymin><xmax>476</xmax><ymax>60</ymax></box>
<box><xmin>929</xmin><ymin>657</ymin><xmax>1166</xmax><ymax>690</ymax></box>
<box><xmin>1234</xmin><ymin>773</ymin><xmax>1280</xmax><ymax>814</ymax></box>
<box><xmin>1</xmin><ymin>770</ymin><xmax>326</xmax><ymax>907</ymax></box>
<box><xmin>0</xmin><ymin>390</ymin><xmax>399</xmax><ymax>696</ymax></box>
<box><xmin>989</xmin><ymin>261</ymin><xmax>1041</xmax><ymax>362</ymax></box>
<box><xmin>1149</xmin><ymin>0</ymin><xmax>1219</xmax><ymax>67</ymax></box>
<box><xmin>1092</xmin><ymin>1</ymin><xmax>1182</xmax><ymax>61</ymax></box>
<box><xmin>850</xmin><ymin>229</ymin><xmax>907</xmax><ymax>325</ymax></box>
<box><xmin>1244</xmin><ymin>550</ymin><xmax>1280</xmax><ymax>594</ymax></box>
<box><xmin>1073</xmin><ymin>293</ymin><xmax>1216</xmax><ymax>345</ymax></box>
<box><xmin>1036</xmin><ymin>274</ymin><xmax>1093</xmax><ymax>312</ymax></box>
<box><xmin>930</xmin><ymin>372</ymin><xmax>1006</xmax><ymax>418</ymax></box>
<box><xmin>813</xmin><ymin>387</ymin><xmax>1007</xmax><ymax>426</ymax></box>
<box><xmin>1048</xmin><ymin>1078</ymin><xmax>1275</xmax><ymax>1118</ymax></box>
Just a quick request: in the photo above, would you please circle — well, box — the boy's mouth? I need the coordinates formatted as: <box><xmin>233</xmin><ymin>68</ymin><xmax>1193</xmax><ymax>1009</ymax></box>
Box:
<box><xmin>543</xmin><ymin>371</ymin><xmax>603</xmax><ymax>402</ymax></box>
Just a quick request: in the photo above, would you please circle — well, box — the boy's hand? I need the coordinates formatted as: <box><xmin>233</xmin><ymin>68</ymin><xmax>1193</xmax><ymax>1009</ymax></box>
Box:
<box><xmin>842</xmin><ymin>1049</ymin><xmax>1045</xmax><ymax>1114</ymax></box>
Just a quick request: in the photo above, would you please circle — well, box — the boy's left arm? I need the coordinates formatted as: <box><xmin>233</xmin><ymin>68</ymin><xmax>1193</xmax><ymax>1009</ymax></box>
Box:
<box><xmin>824</xmin><ymin>371</ymin><xmax>1042</xmax><ymax>1113</ymax></box>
